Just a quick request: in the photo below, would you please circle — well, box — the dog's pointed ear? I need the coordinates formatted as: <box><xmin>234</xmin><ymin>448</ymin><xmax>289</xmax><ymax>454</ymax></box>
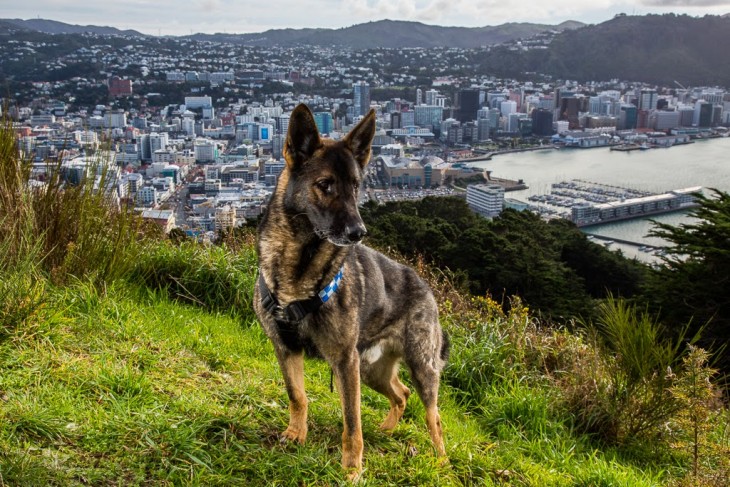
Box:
<box><xmin>344</xmin><ymin>109</ymin><xmax>376</xmax><ymax>169</ymax></box>
<box><xmin>285</xmin><ymin>104</ymin><xmax>321</xmax><ymax>170</ymax></box>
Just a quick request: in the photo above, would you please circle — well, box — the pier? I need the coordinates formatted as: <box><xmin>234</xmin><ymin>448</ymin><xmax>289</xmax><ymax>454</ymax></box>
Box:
<box><xmin>585</xmin><ymin>233</ymin><xmax>663</xmax><ymax>248</ymax></box>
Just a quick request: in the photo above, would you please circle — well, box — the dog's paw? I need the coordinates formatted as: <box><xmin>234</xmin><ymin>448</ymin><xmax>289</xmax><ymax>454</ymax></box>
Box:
<box><xmin>280</xmin><ymin>427</ymin><xmax>307</xmax><ymax>444</ymax></box>
<box><xmin>345</xmin><ymin>467</ymin><xmax>364</xmax><ymax>483</ymax></box>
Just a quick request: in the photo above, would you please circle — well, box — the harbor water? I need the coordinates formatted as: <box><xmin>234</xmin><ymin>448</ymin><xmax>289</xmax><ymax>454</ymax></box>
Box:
<box><xmin>469</xmin><ymin>137</ymin><xmax>730</xmax><ymax>261</ymax></box>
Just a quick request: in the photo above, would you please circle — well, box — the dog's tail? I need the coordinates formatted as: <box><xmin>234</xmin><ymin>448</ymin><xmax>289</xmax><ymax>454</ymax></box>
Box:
<box><xmin>440</xmin><ymin>329</ymin><xmax>450</xmax><ymax>364</ymax></box>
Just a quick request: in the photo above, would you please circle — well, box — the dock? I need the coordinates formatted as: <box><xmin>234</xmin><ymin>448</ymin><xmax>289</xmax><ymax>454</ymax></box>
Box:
<box><xmin>527</xmin><ymin>179</ymin><xmax>702</xmax><ymax>227</ymax></box>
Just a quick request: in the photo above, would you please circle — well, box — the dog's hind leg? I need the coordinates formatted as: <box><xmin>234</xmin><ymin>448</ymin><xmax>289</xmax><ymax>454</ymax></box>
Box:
<box><xmin>406</xmin><ymin>350</ymin><xmax>446</xmax><ymax>457</ymax></box>
<box><xmin>361</xmin><ymin>352</ymin><xmax>411</xmax><ymax>431</ymax></box>
<box><xmin>275</xmin><ymin>348</ymin><xmax>308</xmax><ymax>444</ymax></box>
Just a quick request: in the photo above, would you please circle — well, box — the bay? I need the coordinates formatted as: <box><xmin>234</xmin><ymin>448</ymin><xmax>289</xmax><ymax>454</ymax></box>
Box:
<box><xmin>468</xmin><ymin>137</ymin><xmax>730</xmax><ymax>261</ymax></box>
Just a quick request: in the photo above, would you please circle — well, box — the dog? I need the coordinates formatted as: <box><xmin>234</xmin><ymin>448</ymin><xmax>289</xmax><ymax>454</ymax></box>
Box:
<box><xmin>254</xmin><ymin>103</ymin><xmax>448</xmax><ymax>479</ymax></box>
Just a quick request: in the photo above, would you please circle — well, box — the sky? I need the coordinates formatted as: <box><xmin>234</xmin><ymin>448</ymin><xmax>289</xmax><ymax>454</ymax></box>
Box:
<box><xmin>3</xmin><ymin>0</ymin><xmax>730</xmax><ymax>36</ymax></box>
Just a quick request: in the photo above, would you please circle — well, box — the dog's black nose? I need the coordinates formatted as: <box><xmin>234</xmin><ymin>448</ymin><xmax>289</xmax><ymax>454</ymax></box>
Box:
<box><xmin>346</xmin><ymin>224</ymin><xmax>367</xmax><ymax>243</ymax></box>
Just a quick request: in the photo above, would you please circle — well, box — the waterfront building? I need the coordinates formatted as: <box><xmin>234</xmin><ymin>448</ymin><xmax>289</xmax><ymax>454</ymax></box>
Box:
<box><xmin>571</xmin><ymin>187</ymin><xmax>701</xmax><ymax>227</ymax></box>
<box><xmin>531</xmin><ymin>108</ymin><xmax>554</xmax><ymax>136</ymax></box>
<box><xmin>649</xmin><ymin>110</ymin><xmax>681</xmax><ymax>131</ymax></box>
<box><xmin>639</xmin><ymin>89</ymin><xmax>658</xmax><ymax>111</ymax></box>
<box><xmin>466</xmin><ymin>184</ymin><xmax>505</xmax><ymax>218</ymax></box>
<box><xmin>619</xmin><ymin>104</ymin><xmax>638</xmax><ymax>130</ymax></box>
<box><xmin>694</xmin><ymin>101</ymin><xmax>713</xmax><ymax>127</ymax></box>
<box><xmin>477</xmin><ymin>118</ymin><xmax>491</xmax><ymax>142</ymax></box>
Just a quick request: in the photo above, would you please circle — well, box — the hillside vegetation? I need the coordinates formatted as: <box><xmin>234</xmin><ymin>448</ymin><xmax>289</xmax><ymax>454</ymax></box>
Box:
<box><xmin>1</xmin><ymin>120</ymin><xmax>729</xmax><ymax>485</ymax></box>
<box><xmin>474</xmin><ymin>14</ymin><xmax>730</xmax><ymax>87</ymax></box>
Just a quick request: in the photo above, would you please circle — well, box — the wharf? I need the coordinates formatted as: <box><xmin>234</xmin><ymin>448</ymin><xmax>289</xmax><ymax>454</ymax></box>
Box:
<box><xmin>527</xmin><ymin>179</ymin><xmax>702</xmax><ymax>227</ymax></box>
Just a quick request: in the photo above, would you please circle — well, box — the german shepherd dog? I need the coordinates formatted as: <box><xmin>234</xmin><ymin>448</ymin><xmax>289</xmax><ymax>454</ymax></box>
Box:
<box><xmin>254</xmin><ymin>104</ymin><xmax>448</xmax><ymax>478</ymax></box>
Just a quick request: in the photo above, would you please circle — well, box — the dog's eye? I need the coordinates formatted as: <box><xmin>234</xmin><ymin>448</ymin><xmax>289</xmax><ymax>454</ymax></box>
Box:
<box><xmin>316</xmin><ymin>180</ymin><xmax>333</xmax><ymax>194</ymax></box>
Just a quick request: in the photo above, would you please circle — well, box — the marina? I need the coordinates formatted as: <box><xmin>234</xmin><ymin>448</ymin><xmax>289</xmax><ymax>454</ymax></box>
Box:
<box><xmin>525</xmin><ymin>180</ymin><xmax>702</xmax><ymax>227</ymax></box>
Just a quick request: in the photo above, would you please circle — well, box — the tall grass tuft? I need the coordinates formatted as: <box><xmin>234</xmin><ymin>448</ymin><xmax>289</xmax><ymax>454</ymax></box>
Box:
<box><xmin>563</xmin><ymin>296</ymin><xmax>693</xmax><ymax>444</ymax></box>
<box><xmin>0</xmin><ymin>115</ymin><xmax>144</xmax><ymax>286</ymax></box>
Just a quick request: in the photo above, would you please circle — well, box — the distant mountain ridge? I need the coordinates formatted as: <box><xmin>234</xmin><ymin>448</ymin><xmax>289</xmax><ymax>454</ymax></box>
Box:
<box><xmin>0</xmin><ymin>17</ymin><xmax>583</xmax><ymax>48</ymax></box>
<box><xmin>0</xmin><ymin>18</ymin><xmax>146</xmax><ymax>37</ymax></box>
<box><xmin>185</xmin><ymin>19</ymin><xmax>586</xmax><ymax>48</ymax></box>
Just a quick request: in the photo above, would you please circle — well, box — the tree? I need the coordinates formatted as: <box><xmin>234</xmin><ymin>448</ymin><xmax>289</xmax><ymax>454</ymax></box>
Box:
<box><xmin>646</xmin><ymin>189</ymin><xmax>730</xmax><ymax>371</ymax></box>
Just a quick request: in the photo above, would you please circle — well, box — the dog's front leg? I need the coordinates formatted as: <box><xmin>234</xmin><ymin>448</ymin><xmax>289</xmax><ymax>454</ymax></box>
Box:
<box><xmin>276</xmin><ymin>347</ymin><xmax>308</xmax><ymax>444</ymax></box>
<box><xmin>332</xmin><ymin>349</ymin><xmax>363</xmax><ymax>479</ymax></box>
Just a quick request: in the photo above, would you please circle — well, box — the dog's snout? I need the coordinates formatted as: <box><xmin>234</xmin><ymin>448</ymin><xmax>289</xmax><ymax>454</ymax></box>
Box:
<box><xmin>346</xmin><ymin>223</ymin><xmax>367</xmax><ymax>243</ymax></box>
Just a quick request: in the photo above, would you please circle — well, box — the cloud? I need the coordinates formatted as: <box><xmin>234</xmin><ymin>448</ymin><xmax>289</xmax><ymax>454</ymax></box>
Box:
<box><xmin>640</xmin><ymin>0</ymin><xmax>730</xmax><ymax>5</ymax></box>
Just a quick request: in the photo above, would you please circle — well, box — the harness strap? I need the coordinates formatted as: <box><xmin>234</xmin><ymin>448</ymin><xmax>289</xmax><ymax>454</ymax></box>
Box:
<box><xmin>258</xmin><ymin>266</ymin><xmax>345</xmax><ymax>324</ymax></box>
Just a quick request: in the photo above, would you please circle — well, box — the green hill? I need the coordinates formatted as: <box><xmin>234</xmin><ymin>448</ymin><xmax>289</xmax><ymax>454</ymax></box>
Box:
<box><xmin>474</xmin><ymin>14</ymin><xmax>730</xmax><ymax>87</ymax></box>
<box><xmin>1</xmin><ymin>120</ymin><xmax>728</xmax><ymax>484</ymax></box>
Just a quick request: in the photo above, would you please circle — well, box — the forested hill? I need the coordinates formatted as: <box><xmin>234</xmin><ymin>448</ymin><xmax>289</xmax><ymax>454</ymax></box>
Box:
<box><xmin>360</xmin><ymin>198</ymin><xmax>648</xmax><ymax>320</ymax></box>
<box><xmin>475</xmin><ymin>14</ymin><xmax>730</xmax><ymax>87</ymax></box>
<box><xmin>185</xmin><ymin>19</ymin><xmax>584</xmax><ymax>49</ymax></box>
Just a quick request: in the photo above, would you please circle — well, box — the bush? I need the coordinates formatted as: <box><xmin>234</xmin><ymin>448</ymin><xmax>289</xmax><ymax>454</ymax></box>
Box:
<box><xmin>562</xmin><ymin>297</ymin><xmax>692</xmax><ymax>444</ymax></box>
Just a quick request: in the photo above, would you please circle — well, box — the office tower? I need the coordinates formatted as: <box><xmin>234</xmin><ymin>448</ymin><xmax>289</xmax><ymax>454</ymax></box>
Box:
<box><xmin>353</xmin><ymin>81</ymin><xmax>371</xmax><ymax>118</ymax></box>
<box><xmin>314</xmin><ymin>112</ymin><xmax>333</xmax><ymax>134</ymax></box>
<box><xmin>458</xmin><ymin>89</ymin><xmax>480</xmax><ymax>122</ymax></box>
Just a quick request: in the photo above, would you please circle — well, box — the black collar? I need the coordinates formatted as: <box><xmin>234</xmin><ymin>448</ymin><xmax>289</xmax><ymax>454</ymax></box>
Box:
<box><xmin>258</xmin><ymin>266</ymin><xmax>345</xmax><ymax>324</ymax></box>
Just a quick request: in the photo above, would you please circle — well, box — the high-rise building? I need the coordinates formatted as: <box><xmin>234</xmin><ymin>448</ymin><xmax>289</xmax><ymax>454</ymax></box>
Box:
<box><xmin>531</xmin><ymin>108</ymin><xmax>554</xmax><ymax>136</ymax></box>
<box><xmin>353</xmin><ymin>81</ymin><xmax>371</xmax><ymax>118</ymax></box>
<box><xmin>314</xmin><ymin>112</ymin><xmax>333</xmax><ymax>135</ymax></box>
<box><xmin>639</xmin><ymin>90</ymin><xmax>658</xmax><ymax>111</ymax></box>
<box><xmin>500</xmin><ymin>100</ymin><xmax>517</xmax><ymax>117</ymax></box>
<box><xmin>414</xmin><ymin>105</ymin><xmax>443</xmax><ymax>130</ymax></box>
<box><xmin>416</xmin><ymin>88</ymin><xmax>423</xmax><ymax>106</ymax></box>
<box><xmin>619</xmin><ymin>104</ymin><xmax>638</xmax><ymax>130</ymax></box>
<box><xmin>559</xmin><ymin>97</ymin><xmax>581</xmax><ymax>130</ymax></box>
<box><xmin>694</xmin><ymin>101</ymin><xmax>713</xmax><ymax>127</ymax></box>
<box><xmin>149</xmin><ymin>132</ymin><xmax>169</xmax><ymax>153</ymax></box>
<box><xmin>425</xmin><ymin>89</ymin><xmax>439</xmax><ymax>106</ymax></box>
<box><xmin>458</xmin><ymin>89</ymin><xmax>480</xmax><ymax>122</ymax></box>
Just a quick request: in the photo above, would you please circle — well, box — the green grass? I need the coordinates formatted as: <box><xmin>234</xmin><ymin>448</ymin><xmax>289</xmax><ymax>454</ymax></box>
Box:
<box><xmin>0</xmin><ymin>275</ymin><xmax>679</xmax><ymax>486</ymax></box>
<box><xmin>1</xmin><ymin>117</ymin><xmax>726</xmax><ymax>485</ymax></box>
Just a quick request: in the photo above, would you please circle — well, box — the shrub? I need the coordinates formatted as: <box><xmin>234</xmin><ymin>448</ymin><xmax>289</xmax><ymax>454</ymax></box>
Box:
<box><xmin>562</xmin><ymin>296</ymin><xmax>693</xmax><ymax>444</ymax></box>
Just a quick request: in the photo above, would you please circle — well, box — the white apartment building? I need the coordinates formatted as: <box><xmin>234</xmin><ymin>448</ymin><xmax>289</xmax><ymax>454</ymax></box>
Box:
<box><xmin>466</xmin><ymin>184</ymin><xmax>505</xmax><ymax>218</ymax></box>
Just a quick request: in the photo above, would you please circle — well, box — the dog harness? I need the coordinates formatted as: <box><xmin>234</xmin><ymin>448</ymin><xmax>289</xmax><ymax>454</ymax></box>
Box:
<box><xmin>258</xmin><ymin>266</ymin><xmax>345</xmax><ymax>325</ymax></box>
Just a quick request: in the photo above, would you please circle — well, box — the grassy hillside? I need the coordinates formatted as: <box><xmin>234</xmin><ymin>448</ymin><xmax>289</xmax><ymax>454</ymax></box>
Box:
<box><xmin>0</xmin><ymin>252</ymin><xmax>673</xmax><ymax>486</ymax></box>
<box><xmin>1</xmin><ymin>121</ymin><xmax>728</xmax><ymax>485</ymax></box>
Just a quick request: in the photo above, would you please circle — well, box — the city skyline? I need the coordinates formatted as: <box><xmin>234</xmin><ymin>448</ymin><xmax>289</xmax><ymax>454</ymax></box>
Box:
<box><xmin>3</xmin><ymin>0</ymin><xmax>730</xmax><ymax>37</ymax></box>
